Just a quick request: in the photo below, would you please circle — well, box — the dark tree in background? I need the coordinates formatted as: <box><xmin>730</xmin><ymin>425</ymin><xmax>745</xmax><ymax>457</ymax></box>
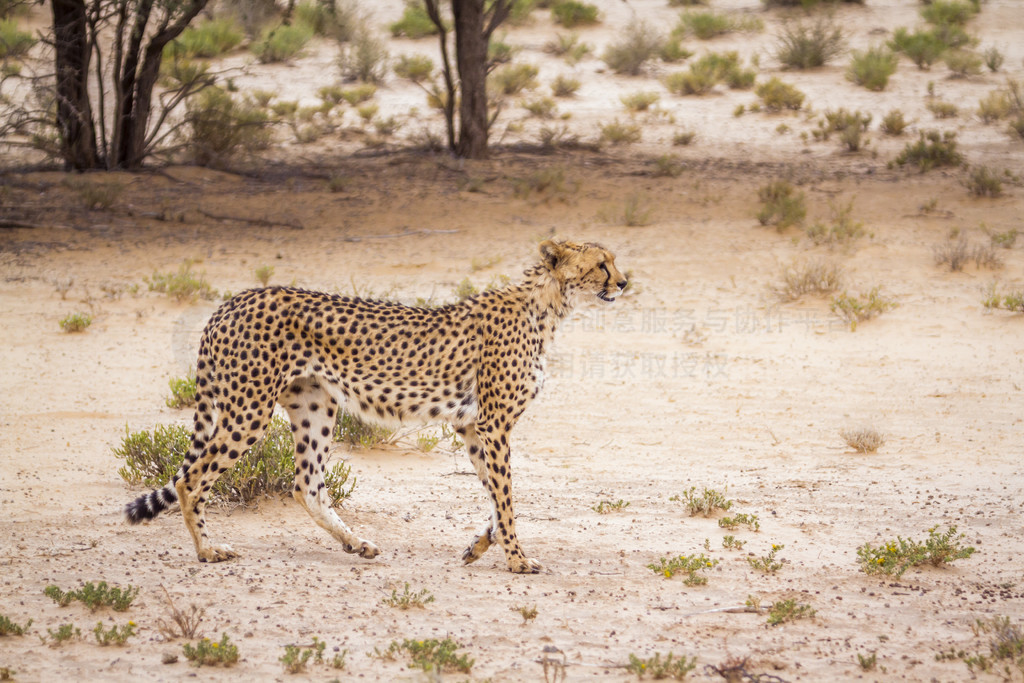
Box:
<box><xmin>50</xmin><ymin>0</ymin><xmax>208</xmax><ymax>170</ymax></box>
<box><xmin>424</xmin><ymin>0</ymin><xmax>513</xmax><ymax>159</ymax></box>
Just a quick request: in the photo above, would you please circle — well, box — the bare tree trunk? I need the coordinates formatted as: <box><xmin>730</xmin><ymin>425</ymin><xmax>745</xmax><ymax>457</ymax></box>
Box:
<box><xmin>51</xmin><ymin>0</ymin><xmax>100</xmax><ymax>169</ymax></box>
<box><xmin>452</xmin><ymin>0</ymin><xmax>487</xmax><ymax>159</ymax></box>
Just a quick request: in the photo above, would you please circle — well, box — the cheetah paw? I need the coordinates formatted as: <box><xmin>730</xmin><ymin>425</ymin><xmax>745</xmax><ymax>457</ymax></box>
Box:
<box><xmin>461</xmin><ymin>536</ymin><xmax>492</xmax><ymax>565</ymax></box>
<box><xmin>508</xmin><ymin>557</ymin><xmax>544</xmax><ymax>574</ymax></box>
<box><xmin>344</xmin><ymin>540</ymin><xmax>380</xmax><ymax>559</ymax></box>
<box><xmin>197</xmin><ymin>544</ymin><xmax>237</xmax><ymax>563</ymax></box>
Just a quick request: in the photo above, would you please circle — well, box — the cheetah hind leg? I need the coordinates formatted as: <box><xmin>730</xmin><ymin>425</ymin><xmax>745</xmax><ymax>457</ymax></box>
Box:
<box><xmin>284</xmin><ymin>378</ymin><xmax>379</xmax><ymax>560</ymax></box>
<box><xmin>459</xmin><ymin>425</ymin><xmax>499</xmax><ymax>565</ymax></box>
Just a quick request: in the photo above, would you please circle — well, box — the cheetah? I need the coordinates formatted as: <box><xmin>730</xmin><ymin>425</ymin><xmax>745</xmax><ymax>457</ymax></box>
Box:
<box><xmin>125</xmin><ymin>239</ymin><xmax>627</xmax><ymax>573</ymax></box>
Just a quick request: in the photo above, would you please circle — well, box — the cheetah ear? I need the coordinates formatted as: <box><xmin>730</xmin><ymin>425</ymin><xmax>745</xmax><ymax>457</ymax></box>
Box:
<box><xmin>539</xmin><ymin>240</ymin><xmax>565</xmax><ymax>271</ymax></box>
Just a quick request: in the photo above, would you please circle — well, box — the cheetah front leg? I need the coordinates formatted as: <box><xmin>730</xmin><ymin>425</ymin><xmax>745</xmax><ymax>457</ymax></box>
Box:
<box><xmin>459</xmin><ymin>424</ymin><xmax>542</xmax><ymax>574</ymax></box>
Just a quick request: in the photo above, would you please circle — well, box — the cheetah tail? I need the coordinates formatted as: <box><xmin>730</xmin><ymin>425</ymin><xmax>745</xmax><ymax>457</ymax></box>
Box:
<box><xmin>124</xmin><ymin>484</ymin><xmax>178</xmax><ymax>524</ymax></box>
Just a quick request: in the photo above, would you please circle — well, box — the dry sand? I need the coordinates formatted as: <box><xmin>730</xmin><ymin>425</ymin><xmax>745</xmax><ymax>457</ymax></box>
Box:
<box><xmin>2</xmin><ymin>1</ymin><xmax>1024</xmax><ymax>681</ymax></box>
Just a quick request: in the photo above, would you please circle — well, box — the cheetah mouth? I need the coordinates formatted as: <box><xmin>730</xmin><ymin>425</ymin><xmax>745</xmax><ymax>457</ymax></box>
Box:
<box><xmin>597</xmin><ymin>291</ymin><xmax>617</xmax><ymax>302</ymax></box>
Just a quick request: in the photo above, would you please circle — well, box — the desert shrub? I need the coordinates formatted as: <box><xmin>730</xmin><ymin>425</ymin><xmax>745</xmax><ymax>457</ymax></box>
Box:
<box><xmin>602</xmin><ymin>18</ymin><xmax>663</xmax><ymax>75</ymax></box>
<box><xmin>551</xmin><ymin>0</ymin><xmax>599</xmax><ymax>28</ymax></box>
<box><xmin>168</xmin><ymin>18</ymin><xmax>242</xmax><ymax>59</ymax></box>
<box><xmin>114</xmin><ymin>417</ymin><xmax>356</xmax><ymax>506</ymax></box>
<box><xmin>337</xmin><ymin>23</ymin><xmax>389</xmax><ymax>83</ymax></box>
<box><xmin>841</xmin><ymin>428</ymin><xmax>885</xmax><ymax>453</ymax></box>
<box><xmin>250</xmin><ymin>22</ymin><xmax>312</xmax><ymax>63</ymax></box>
<box><xmin>894</xmin><ymin>130</ymin><xmax>963</xmax><ymax>172</ymax></box>
<box><xmin>659</xmin><ymin>37</ymin><xmax>692</xmax><ymax>63</ymax></box>
<box><xmin>544</xmin><ymin>32</ymin><xmax>592</xmax><ymax>64</ymax></box>
<box><xmin>831</xmin><ymin>287</ymin><xmax>896</xmax><ymax>330</ymax></box>
<box><xmin>920</xmin><ymin>0</ymin><xmax>977</xmax><ymax>28</ymax></box>
<box><xmin>675</xmin><ymin>10</ymin><xmax>736</xmax><ymax>40</ymax></box>
<box><xmin>599</xmin><ymin>119</ymin><xmax>642</xmax><ymax>145</ymax></box>
<box><xmin>389</xmin><ymin>1</ymin><xmax>439</xmax><ymax>38</ymax></box>
<box><xmin>814</xmin><ymin>108</ymin><xmax>871</xmax><ymax>151</ymax></box>
<box><xmin>183</xmin><ymin>88</ymin><xmax>271</xmax><ymax>166</ymax></box>
<box><xmin>664</xmin><ymin>52</ymin><xmax>745</xmax><ymax>95</ymax></box>
<box><xmin>620</xmin><ymin>91</ymin><xmax>660</xmax><ymax>112</ymax></box>
<box><xmin>293</xmin><ymin>0</ymin><xmax>360</xmax><ymax>40</ymax></box>
<box><xmin>394</xmin><ymin>54</ymin><xmax>434</xmax><ymax>82</ymax></box>
<box><xmin>551</xmin><ymin>74</ymin><xmax>581</xmax><ymax>97</ymax></box>
<box><xmin>757</xmin><ymin>180</ymin><xmax>806</xmax><ymax>230</ymax></box>
<box><xmin>762</xmin><ymin>0</ymin><xmax>863</xmax><ymax>5</ymax></box>
<box><xmin>977</xmin><ymin>89</ymin><xmax>1012</xmax><ymax>123</ymax></box>
<box><xmin>881</xmin><ymin>109</ymin><xmax>909</xmax><ymax>135</ymax></box>
<box><xmin>491</xmin><ymin>63</ymin><xmax>538</xmax><ymax>95</ymax></box>
<box><xmin>755</xmin><ymin>77</ymin><xmax>805</xmax><ymax>111</ymax></box>
<box><xmin>983</xmin><ymin>46</ymin><xmax>1004</xmax><ymax>73</ymax></box>
<box><xmin>673</xmin><ymin>129</ymin><xmax>696</xmax><ymax>145</ymax></box>
<box><xmin>806</xmin><ymin>199</ymin><xmax>865</xmax><ymax>245</ymax></box>
<box><xmin>943</xmin><ymin>49</ymin><xmax>982</xmax><ymax>78</ymax></box>
<box><xmin>775</xmin><ymin>259</ymin><xmax>843</xmax><ymax>301</ymax></box>
<box><xmin>522</xmin><ymin>96</ymin><xmax>557</xmax><ymax>118</ymax></box>
<box><xmin>0</xmin><ymin>17</ymin><xmax>35</xmax><ymax>58</ymax></box>
<box><xmin>775</xmin><ymin>16</ymin><xmax>845</xmax><ymax>69</ymax></box>
<box><xmin>59</xmin><ymin>312</ymin><xmax>93</xmax><ymax>333</ymax></box>
<box><xmin>963</xmin><ymin>166</ymin><xmax>1003</xmax><ymax>198</ymax></box>
<box><xmin>926</xmin><ymin>99</ymin><xmax>958</xmax><ymax>119</ymax></box>
<box><xmin>888</xmin><ymin>27</ymin><xmax>947</xmax><ymax>69</ymax></box>
<box><xmin>857</xmin><ymin>526</ymin><xmax>974</xmax><ymax>578</ymax></box>
<box><xmin>847</xmin><ymin>45</ymin><xmax>898</xmax><ymax>90</ymax></box>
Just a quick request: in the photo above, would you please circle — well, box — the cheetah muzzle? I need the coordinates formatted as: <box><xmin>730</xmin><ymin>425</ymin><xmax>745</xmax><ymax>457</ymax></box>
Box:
<box><xmin>124</xmin><ymin>239</ymin><xmax>627</xmax><ymax>574</ymax></box>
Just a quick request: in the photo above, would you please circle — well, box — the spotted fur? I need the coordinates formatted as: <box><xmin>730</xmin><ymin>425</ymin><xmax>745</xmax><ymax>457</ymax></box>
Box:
<box><xmin>125</xmin><ymin>239</ymin><xmax>627</xmax><ymax>573</ymax></box>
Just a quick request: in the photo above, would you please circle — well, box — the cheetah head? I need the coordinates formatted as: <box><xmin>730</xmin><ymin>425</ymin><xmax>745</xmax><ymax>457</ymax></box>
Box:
<box><xmin>540</xmin><ymin>239</ymin><xmax>628</xmax><ymax>303</ymax></box>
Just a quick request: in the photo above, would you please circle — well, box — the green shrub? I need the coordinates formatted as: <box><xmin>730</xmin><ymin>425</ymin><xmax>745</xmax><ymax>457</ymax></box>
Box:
<box><xmin>551</xmin><ymin>74</ymin><xmax>581</xmax><ymax>97</ymax></box>
<box><xmin>775</xmin><ymin>16</ymin><xmax>845</xmax><ymax>69</ymax></box>
<box><xmin>599</xmin><ymin>119</ymin><xmax>642</xmax><ymax>145</ymax></box>
<box><xmin>166</xmin><ymin>372</ymin><xmax>198</xmax><ymax>408</ymax></box>
<box><xmin>544</xmin><ymin>31</ymin><xmax>592</xmax><ymax>64</ymax></box>
<box><xmin>977</xmin><ymin>89</ymin><xmax>1012</xmax><ymax>123</ymax></box>
<box><xmin>664</xmin><ymin>51</ymin><xmax>743</xmax><ymax>95</ymax></box>
<box><xmin>921</xmin><ymin>0</ymin><xmax>977</xmax><ymax>28</ymax></box>
<box><xmin>551</xmin><ymin>0</ymin><xmax>599</xmax><ymax>28</ymax></box>
<box><xmin>59</xmin><ymin>312</ymin><xmax>93</xmax><ymax>333</ymax></box>
<box><xmin>830</xmin><ymin>287</ymin><xmax>896</xmax><ymax>330</ymax></box>
<box><xmin>184</xmin><ymin>88</ymin><xmax>271</xmax><ymax>166</ymax></box>
<box><xmin>0</xmin><ymin>17</ymin><xmax>35</xmax><ymax>58</ymax></box>
<box><xmin>93</xmin><ymin>620</ymin><xmax>137</xmax><ymax>646</ymax></box>
<box><xmin>755</xmin><ymin>77</ymin><xmax>805</xmax><ymax>111</ymax></box>
<box><xmin>490</xmin><ymin>63</ymin><xmax>539</xmax><ymax>95</ymax></box>
<box><xmin>767</xmin><ymin>599</ymin><xmax>816</xmax><ymax>626</ymax></box>
<box><xmin>375</xmin><ymin>638</ymin><xmax>474</xmax><ymax>674</ymax></box>
<box><xmin>251</xmin><ymin>22</ymin><xmax>312</xmax><ymax>63</ymax></box>
<box><xmin>757</xmin><ymin>179</ymin><xmax>806</xmax><ymax>230</ymax></box>
<box><xmin>184</xmin><ymin>633</ymin><xmax>240</xmax><ymax>667</ymax></box>
<box><xmin>620</xmin><ymin>91</ymin><xmax>660</xmax><ymax>112</ymax></box>
<box><xmin>45</xmin><ymin>582</ymin><xmax>138</xmax><ymax>612</ymax></box>
<box><xmin>648</xmin><ymin>553</ymin><xmax>718</xmax><ymax>584</ymax></box>
<box><xmin>659</xmin><ymin>36</ymin><xmax>691</xmax><ymax>63</ymax></box>
<box><xmin>762</xmin><ymin>0</ymin><xmax>863</xmax><ymax>5</ymax></box>
<box><xmin>676</xmin><ymin>11</ymin><xmax>732</xmax><ymax>40</ymax></box>
<box><xmin>880</xmin><ymin>109</ymin><xmax>909</xmax><ymax>135</ymax></box>
<box><xmin>847</xmin><ymin>45</ymin><xmax>898</xmax><ymax>90</ymax></box>
<box><xmin>814</xmin><ymin>108</ymin><xmax>871</xmax><ymax>151</ymax></box>
<box><xmin>114</xmin><ymin>417</ymin><xmax>357</xmax><ymax>506</ymax></box>
<box><xmin>0</xmin><ymin>614</ymin><xmax>32</xmax><ymax>636</ymax></box>
<box><xmin>394</xmin><ymin>54</ymin><xmax>434</xmax><ymax>83</ymax></box>
<box><xmin>805</xmin><ymin>199</ymin><xmax>865</xmax><ymax>245</ymax></box>
<box><xmin>857</xmin><ymin>526</ymin><xmax>975</xmax><ymax>577</ymax></box>
<box><xmin>943</xmin><ymin>49</ymin><xmax>982</xmax><ymax>77</ymax></box>
<box><xmin>146</xmin><ymin>260</ymin><xmax>217</xmax><ymax>301</ymax></box>
<box><xmin>983</xmin><ymin>46</ymin><xmax>1004</xmax><ymax>73</ymax></box>
<box><xmin>169</xmin><ymin>18</ymin><xmax>242</xmax><ymax>59</ymax></box>
<box><xmin>894</xmin><ymin>130</ymin><xmax>963</xmax><ymax>172</ymax></box>
<box><xmin>389</xmin><ymin>1</ymin><xmax>439</xmax><ymax>38</ymax></box>
<box><xmin>337</xmin><ymin>24</ymin><xmax>389</xmax><ymax>84</ymax></box>
<box><xmin>626</xmin><ymin>652</ymin><xmax>698</xmax><ymax>679</ymax></box>
<box><xmin>602</xmin><ymin>18</ymin><xmax>663</xmax><ymax>75</ymax></box>
<box><xmin>889</xmin><ymin>27</ymin><xmax>947</xmax><ymax>69</ymax></box>
<box><xmin>963</xmin><ymin>165</ymin><xmax>1003</xmax><ymax>198</ymax></box>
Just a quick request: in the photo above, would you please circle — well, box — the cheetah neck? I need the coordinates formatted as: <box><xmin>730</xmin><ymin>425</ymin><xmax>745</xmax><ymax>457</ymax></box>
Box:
<box><xmin>520</xmin><ymin>263</ymin><xmax>574</xmax><ymax>333</ymax></box>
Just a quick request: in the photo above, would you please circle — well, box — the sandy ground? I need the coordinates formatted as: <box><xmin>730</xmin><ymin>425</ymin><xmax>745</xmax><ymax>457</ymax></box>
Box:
<box><xmin>2</xmin><ymin>1</ymin><xmax>1024</xmax><ymax>681</ymax></box>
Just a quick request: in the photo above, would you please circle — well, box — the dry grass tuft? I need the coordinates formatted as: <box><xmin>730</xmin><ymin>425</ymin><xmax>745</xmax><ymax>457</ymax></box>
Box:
<box><xmin>841</xmin><ymin>428</ymin><xmax>885</xmax><ymax>453</ymax></box>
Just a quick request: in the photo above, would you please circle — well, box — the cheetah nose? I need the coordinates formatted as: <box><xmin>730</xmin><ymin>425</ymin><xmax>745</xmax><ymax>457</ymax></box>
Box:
<box><xmin>617</xmin><ymin>279</ymin><xmax>628</xmax><ymax>291</ymax></box>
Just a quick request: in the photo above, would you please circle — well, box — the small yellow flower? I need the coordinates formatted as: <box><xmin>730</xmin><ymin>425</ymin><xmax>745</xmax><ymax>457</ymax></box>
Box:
<box><xmin>128</xmin><ymin>621</ymin><xmax>135</xmax><ymax>626</ymax></box>
<box><xmin>212</xmin><ymin>642</ymin><xmax>219</xmax><ymax>648</ymax></box>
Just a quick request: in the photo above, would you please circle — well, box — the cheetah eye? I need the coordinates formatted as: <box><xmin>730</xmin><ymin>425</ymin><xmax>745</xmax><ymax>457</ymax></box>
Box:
<box><xmin>598</xmin><ymin>263</ymin><xmax>609</xmax><ymax>277</ymax></box>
